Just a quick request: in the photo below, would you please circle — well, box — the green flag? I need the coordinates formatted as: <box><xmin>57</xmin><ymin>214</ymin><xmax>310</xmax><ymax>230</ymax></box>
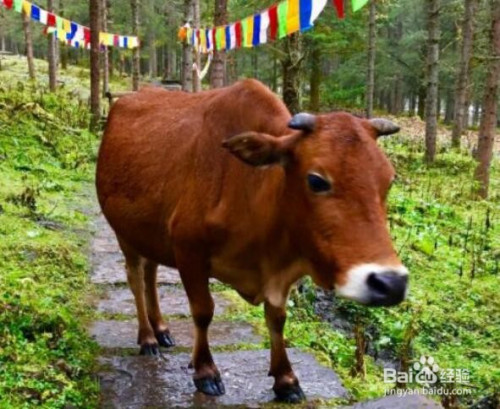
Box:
<box><xmin>241</xmin><ymin>18</ymin><xmax>248</xmax><ymax>47</ymax></box>
<box><xmin>13</xmin><ymin>0</ymin><xmax>22</xmax><ymax>13</ymax></box>
<box><xmin>352</xmin><ymin>0</ymin><xmax>369</xmax><ymax>12</ymax></box>
<box><xmin>277</xmin><ymin>1</ymin><xmax>288</xmax><ymax>39</ymax></box>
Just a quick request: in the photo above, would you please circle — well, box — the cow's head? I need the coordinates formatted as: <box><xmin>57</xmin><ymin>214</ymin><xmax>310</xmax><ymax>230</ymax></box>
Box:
<box><xmin>222</xmin><ymin>112</ymin><xmax>407</xmax><ymax>307</ymax></box>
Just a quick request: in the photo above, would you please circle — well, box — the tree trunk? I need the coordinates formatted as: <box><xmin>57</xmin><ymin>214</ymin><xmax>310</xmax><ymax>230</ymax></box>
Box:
<box><xmin>149</xmin><ymin>33</ymin><xmax>157</xmax><ymax>79</ymax></box>
<box><xmin>444</xmin><ymin>89</ymin><xmax>454</xmax><ymax>124</ymax></box>
<box><xmin>474</xmin><ymin>0</ymin><xmax>500</xmax><ymax>199</ymax></box>
<box><xmin>47</xmin><ymin>0</ymin><xmax>57</xmax><ymax>91</ymax></box>
<box><xmin>309</xmin><ymin>45</ymin><xmax>321</xmax><ymax>112</ymax></box>
<box><xmin>182</xmin><ymin>0</ymin><xmax>194</xmax><ymax>91</ymax></box>
<box><xmin>210</xmin><ymin>0</ymin><xmax>227</xmax><ymax>88</ymax></box>
<box><xmin>131</xmin><ymin>0</ymin><xmax>140</xmax><ymax>91</ymax></box>
<box><xmin>22</xmin><ymin>10</ymin><xmax>36</xmax><ymax>80</ymax></box>
<box><xmin>417</xmin><ymin>84</ymin><xmax>426</xmax><ymax>119</ymax></box>
<box><xmin>102</xmin><ymin>0</ymin><xmax>110</xmax><ymax>96</ymax></box>
<box><xmin>451</xmin><ymin>0</ymin><xmax>478</xmax><ymax>149</ymax></box>
<box><xmin>192</xmin><ymin>0</ymin><xmax>201</xmax><ymax>91</ymax></box>
<box><xmin>282</xmin><ymin>33</ymin><xmax>303</xmax><ymax>114</ymax></box>
<box><xmin>89</xmin><ymin>0</ymin><xmax>101</xmax><ymax>131</ymax></box>
<box><xmin>424</xmin><ymin>0</ymin><xmax>440</xmax><ymax>164</ymax></box>
<box><xmin>365</xmin><ymin>0</ymin><xmax>376</xmax><ymax>118</ymax></box>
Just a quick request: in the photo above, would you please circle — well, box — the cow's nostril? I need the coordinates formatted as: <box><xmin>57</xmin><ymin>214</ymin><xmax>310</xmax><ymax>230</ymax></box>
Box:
<box><xmin>367</xmin><ymin>272</ymin><xmax>390</xmax><ymax>294</ymax></box>
<box><xmin>366</xmin><ymin>271</ymin><xmax>408</xmax><ymax>306</ymax></box>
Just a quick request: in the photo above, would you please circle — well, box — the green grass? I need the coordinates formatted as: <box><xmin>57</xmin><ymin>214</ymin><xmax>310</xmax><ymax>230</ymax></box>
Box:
<box><xmin>0</xmin><ymin>83</ymin><xmax>100</xmax><ymax>408</ymax></box>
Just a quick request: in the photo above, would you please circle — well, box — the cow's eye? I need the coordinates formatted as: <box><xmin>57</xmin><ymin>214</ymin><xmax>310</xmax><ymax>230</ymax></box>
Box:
<box><xmin>307</xmin><ymin>173</ymin><xmax>332</xmax><ymax>194</ymax></box>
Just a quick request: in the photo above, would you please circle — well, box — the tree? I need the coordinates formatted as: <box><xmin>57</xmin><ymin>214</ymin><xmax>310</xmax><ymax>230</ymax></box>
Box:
<box><xmin>474</xmin><ymin>0</ymin><xmax>500</xmax><ymax>199</ymax></box>
<box><xmin>22</xmin><ymin>9</ymin><xmax>35</xmax><ymax>80</ymax></box>
<box><xmin>282</xmin><ymin>33</ymin><xmax>303</xmax><ymax>114</ymax></box>
<box><xmin>451</xmin><ymin>0</ymin><xmax>478</xmax><ymax>149</ymax></box>
<box><xmin>424</xmin><ymin>0</ymin><xmax>440</xmax><ymax>163</ymax></box>
<box><xmin>210</xmin><ymin>0</ymin><xmax>227</xmax><ymax>88</ymax></box>
<box><xmin>89</xmin><ymin>0</ymin><xmax>101</xmax><ymax>131</ymax></box>
<box><xmin>47</xmin><ymin>0</ymin><xmax>57</xmax><ymax>91</ymax></box>
<box><xmin>131</xmin><ymin>0</ymin><xmax>140</xmax><ymax>91</ymax></box>
<box><xmin>365</xmin><ymin>0</ymin><xmax>376</xmax><ymax>118</ymax></box>
<box><xmin>182</xmin><ymin>0</ymin><xmax>194</xmax><ymax>91</ymax></box>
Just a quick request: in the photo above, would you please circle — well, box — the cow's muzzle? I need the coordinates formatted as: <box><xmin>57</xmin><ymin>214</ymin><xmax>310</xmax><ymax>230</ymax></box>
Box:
<box><xmin>335</xmin><ymin>263</ymin><xmax>409</xmax><ymax>307</ymax></box>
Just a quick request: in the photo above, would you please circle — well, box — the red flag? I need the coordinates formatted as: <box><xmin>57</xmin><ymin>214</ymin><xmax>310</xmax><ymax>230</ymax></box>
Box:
<box><xmin>235</xmin><ymin>21</ymin><xmax>242</xmax><ymax>48</ymax></box>
<box><xmin>113</xmin><ymin>35</ymin><xmax>119</xmax><ymax>47</ymax></box>
<box><xmin>211</xmin><ymin>28</ymin><xmax>216</xmax><ymax>51</ymax></box>
<box><xmin>268</xmin><ymin>4</ymin><xmax>278</xmax><ymax>41</ymax></box>
<box><xmin>47</xmin><ymin>12</ymin><xmax>56</xmax><ymax>27</ymax></box>
<box><xmin>333</xmin><ymin>0</ymin><xmax>344</xmax><ymax>18</ymax></box>
<box><xmin>3</xmin><ymin>0</ymin><xmax>13</xmax><ymax>9</ymax></box>
<box><xmin>84</xmin><ymin>28</ymin><xmax>91</xmax><ymax>43</ymax></box>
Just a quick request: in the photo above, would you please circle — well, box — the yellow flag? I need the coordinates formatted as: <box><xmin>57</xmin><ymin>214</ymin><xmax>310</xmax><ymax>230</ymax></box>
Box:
<box><xmin>286</xmin><ymin>0</ymin><xmax>300</xmax><ymax>34</ymax></box>
<box><xmin>57</xmin><ymin>29</ymin><xmax>66</xmax><ymax>42</ymax></box>
<box><xmin>63</xmin><ymin>19</ymin><xmax>71</xmax><ymax>33</ymax></box>
<box><xmin>22</xmin><ymin>0</ymin><xmax>31</xmax><ymax>16</ymax></box>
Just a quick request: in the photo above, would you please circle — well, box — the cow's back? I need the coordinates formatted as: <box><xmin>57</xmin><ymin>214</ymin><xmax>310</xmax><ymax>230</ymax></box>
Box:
<box><xmin>96</xmin><ymin>80</ymin><xmax>291</xmax><ymax>265</ymax></box>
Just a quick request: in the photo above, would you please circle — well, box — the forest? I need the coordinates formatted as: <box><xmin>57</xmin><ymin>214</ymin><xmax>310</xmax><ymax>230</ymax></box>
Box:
<box><xmin>0</xmin><ymin>0</ymin><xmax>498</xmax><ymax>408</ymax></box>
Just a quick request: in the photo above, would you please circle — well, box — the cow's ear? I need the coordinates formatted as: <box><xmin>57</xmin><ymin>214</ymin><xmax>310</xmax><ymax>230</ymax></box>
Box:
<box><xmin>222</xmin><ymin>132</ymin><xmax>298</xmax><ymax>167</ymax></box>
<box><xmin>369</xmin><ymin>118</ymin><xmax>400</xmax><ymax>137</ymax></box>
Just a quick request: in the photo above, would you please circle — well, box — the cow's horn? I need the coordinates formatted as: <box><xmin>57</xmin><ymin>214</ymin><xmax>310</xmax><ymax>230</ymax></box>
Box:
<box><xmin>288</xmin><ymin>113</ymin><xmax>316</xmax><ymax>132</ymax></box>
<box><xmin>370</xmin><ymin>118</ymin><xmax>400</xmax><ymax>137</ymax></box>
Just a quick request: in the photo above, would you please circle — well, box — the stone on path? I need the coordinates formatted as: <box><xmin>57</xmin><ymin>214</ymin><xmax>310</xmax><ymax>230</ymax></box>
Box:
<box><xmin>90</xmin><ymin>320</ymin><xmax>262</xmax><ymax>350</ymax></box>
<box><xmin>99</xmin><ymin>349</ymin><xmax>347</xmax><ymax>409</ymax></box>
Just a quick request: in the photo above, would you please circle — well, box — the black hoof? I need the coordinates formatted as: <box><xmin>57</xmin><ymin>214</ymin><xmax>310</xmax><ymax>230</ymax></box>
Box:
<box><xmin>156</xmin><ymin>331</ymin><xmax>175</xmax><ymax>348</ymax></box>
<box><xmin>139</xmin><ymin>344</ymin><xmax>159</xmax><ymax>356</ymax></box>
<box><xmin>194</xmin><ymin>375</ymin><xmax>226</xmax><ymax>396</ymax></box>
<box><xmin>274</xmin><ymin>384</ymin><xmax>306</xmax><ymax>403</ymax></box>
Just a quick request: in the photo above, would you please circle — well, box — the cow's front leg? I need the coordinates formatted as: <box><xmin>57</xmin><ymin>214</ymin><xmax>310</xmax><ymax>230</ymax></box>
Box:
<box><xmin>176</xmin><ymin>249</ymin><xmax>225</xmax><ymax>396</ymax></box>
<box><xmin>265</xmin><ymin>301</ymin><xmax>306</xmax><ymax>403</ymax></box>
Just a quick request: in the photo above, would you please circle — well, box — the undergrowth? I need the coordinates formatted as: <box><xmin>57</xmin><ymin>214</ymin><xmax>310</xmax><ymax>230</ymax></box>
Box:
<box><xmin>0</xmin><ymin>83</ymin><xmax>99</xmax><ymax>409</ymax></box>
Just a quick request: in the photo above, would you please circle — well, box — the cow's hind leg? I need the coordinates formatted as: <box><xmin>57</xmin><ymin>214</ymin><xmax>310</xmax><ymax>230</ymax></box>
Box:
<box><xmin>175</xmin><ymin>249</ymin><xmax>224</xmax><ymax>396</ymax></box>
<box><xmin>265</xmin><ymin>301</ymin><xmax>306</xmax><ymax>403</ymax></box>
<box><xmin>144</xmin><ymin>260</ymin><xmax>175</xmax><ymax>347</ymax></box>
<box><xmin>118</xmin><ymin>238</ymin><xmax>158</xmax><ymax>356</ymax></box>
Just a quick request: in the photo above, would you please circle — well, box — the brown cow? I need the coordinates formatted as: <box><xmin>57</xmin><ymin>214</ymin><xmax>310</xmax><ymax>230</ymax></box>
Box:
<box><xmin>96</xmin><ymin>79</ymin><xmax>408</xmax><ymax>403</ymax></box>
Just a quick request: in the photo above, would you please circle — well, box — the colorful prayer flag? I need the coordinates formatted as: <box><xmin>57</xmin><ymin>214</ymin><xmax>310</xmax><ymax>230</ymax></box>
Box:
<box><xmin>352</xmin><ymin>0</ymin><xmax>369</xmax><ymax>12</ymax></box>
<box><xmin>22</xmin><ymin>0</ymin><xmax>31</xmax><ymax>16</ymax></box>
<box><xmin>259</xmin><ymin>10</ymin><xmax>270</xmax><ymax>44</ymax></box>
<box><xmin>225</xmin><ymin>25</ymin><xmax>231</xmax><ymax>50</ymax></box>
<box><xmin>3</xmin><ymin>0</ymin><xmax>13</xmax><ymax>10</ymax></box>
<box><xmin>245</xmin><ymin>16</ymin><xmax>254</xmax><ymax>47</ymax></box>
<box><xmin>333</xmin><ymin>0</ymin><xmax>344</xmax><ymax>18</ymax></box>
<box><xmin>311</xmin><ymin>0</ymin><xmax>327</xmax><ymax>25</ymax></box>
<box><xmin>286</xmin><ymin>0</ymin><xmax>300</xmax><ymax>34</ymax></box>
<box><xmin>31</xmin><ymin>3</ymin><xmax>40</xmax><ymax>21</ymax></box>
<box><xmin>299</xmin><ymin>0</ymin><xmax>312</xmax><ymax>31</ymax></box>
<box><xmin>13</xmin><ymin>0</ymin><xmax>22</xmax><ymax>12</ymax></box>
<box><xmin>235</xmin><ymin>21</ymin><xmax>242</xmax><ymax>48</ymax></box>
<box><xmin>269</xmin><ymin>5</ymin><xmax>278</xmax><ymax>41</ymax></box>
<box><xmin>39</xmin><ymin>8</ymin><xmax>47</xmax><ymax>24</ymax></box>
<box><xmin>277</xmin><ymin>1</ymin><xmax>288</xmax><ymax>39</ymax></box>
<box><xmin>252</xmin><ymin>14</ymin><xmax>260</xmax><ymax>46</ymax></box>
